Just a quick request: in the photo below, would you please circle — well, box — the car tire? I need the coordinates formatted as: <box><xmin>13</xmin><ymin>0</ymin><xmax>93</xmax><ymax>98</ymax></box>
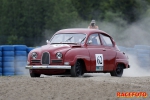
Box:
<box><xmin>110</xmin><ymin>64</ymin><xmax>123</xmax><ymax>77</ymax></box>
<box><xmin>71</xmin><ymin>60</ymin><xmax>83</xmax><ymax>77</ymax></box>
<box><xmin>30</xmin><ymin>70</ymin><xmax>41</xmax><ymax>77</ymax></box>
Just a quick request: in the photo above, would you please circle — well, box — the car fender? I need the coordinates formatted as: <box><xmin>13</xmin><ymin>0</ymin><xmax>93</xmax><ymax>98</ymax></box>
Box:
<box><xmin>64</xmin><ymin>48</ymin><xmax>91</xmax><ymax>71</ymax></box>
<box><xmin>115</xmin><ymin>51</ymin><xmax>129</xmax><ymax>70</ymax></box>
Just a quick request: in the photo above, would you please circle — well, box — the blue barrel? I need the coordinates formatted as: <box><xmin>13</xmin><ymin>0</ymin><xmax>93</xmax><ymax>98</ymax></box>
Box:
<box><xmin>14</xmin><ymin>45</ymin><xmax>28</xmax><ymax>75</ymax></box>
<box><xmin>0</xmin><ymin>62</ymin><xmax>2</xmax><ymax>76</ymax></box>
<box><xmin>0</xmin><ymin>51</ymin><xmax>2</xmax><ymax>57</ymax></box>
<box><xmin>15</xmin><ymin>61</ymin><xmax>27</xmax><ymax>75</ymax></box>
<box><xmin>134</xmin><ymin>45</ymin><xmax>150</xmax><ymax>50</ymax></box>
<box><xmin>0</xmin><ymin>46</ymin><xmax>2</xmax><ymax>51</ymax></box>
<box><xmin>0</xmin><ymin>47</ymin><xmax>2</xmax><ymax>76</ymax></box>
<box><xmin>2</xmin><ymin>45</ymin><xmax>14</xmax><ymax>51</ymax></box>
<box><xmin>126</xmin><ymin>48</ymin><xmax>136</xmax><ymax>56</ymax></box>
<box><xmin>3</xmin><ymin>51</ymin><xmax>14</xmax><ymax>56</ymax></box>
<box><xmin>118</xmin><ymin>46</ymin><xmax>127</xmax><ymax>52</ymax></box>
<box><xmin>14</xmin><ymin>45</ymin><xmax>27</xmax><ymax>51</ymax></box>
<box><xmin>3</xmin><ymin>62</ymin><xmax>15</xmax><ymax>76</ymax></box>
<box><xmin>27</xmin><ymin>47</ymin><xmax>34</xmax><ymax>53</ymax></box>
<box><xmin>136</xmin><ymin>49</ymin><xmax>150</xmax><ymax>54</ymax></box>
<box><xmin>15</xmin><ymin>56</ymin><xmax>27</xmax><ymax>61</ymax></box>
<box><xmin>15</xmin><ymin>51</ymin><xmax>27</xmax><ymax>56</ymax></box>
<box><xmin>2</xmin><ymin>45</ymin><xmax>15</xmax><ymax>76</ymax></box>
<box><xmin>3</xmin><ymin>57</ymin><xmax>15</xmax><ymax>62</ymax></box>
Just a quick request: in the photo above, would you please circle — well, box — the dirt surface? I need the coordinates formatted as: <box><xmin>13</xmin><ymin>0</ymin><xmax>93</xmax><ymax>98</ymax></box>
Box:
<box><xmin>0</xmin><ymin>74</ymin><xmax>150</xmax><ymax>100</ymax></box>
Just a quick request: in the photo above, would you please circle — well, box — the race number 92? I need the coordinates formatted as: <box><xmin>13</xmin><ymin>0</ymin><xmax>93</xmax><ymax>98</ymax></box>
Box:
<box><xmin>95</xmin><ymin>54</ymin><xmax>103</xmax><ymax>71</ymax></box>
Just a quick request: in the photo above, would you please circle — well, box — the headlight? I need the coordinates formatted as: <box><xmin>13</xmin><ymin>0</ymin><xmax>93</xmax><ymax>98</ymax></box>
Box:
<box><xmin>32</xmin><ymin>52</ymin><xmax>38</xmax><ymax>59</ymax></box>
<box><xmin>56</xmin><ymin>52</ymin><xmax>62</xmax><ymax>59</ymax></box>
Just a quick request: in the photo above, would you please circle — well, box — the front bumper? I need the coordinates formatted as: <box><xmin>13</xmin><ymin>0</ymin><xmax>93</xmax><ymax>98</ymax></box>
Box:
<box><xmin>26</xmin><ymin>65</ymin><xmax>71</xmax><ymax>69</ymax></box>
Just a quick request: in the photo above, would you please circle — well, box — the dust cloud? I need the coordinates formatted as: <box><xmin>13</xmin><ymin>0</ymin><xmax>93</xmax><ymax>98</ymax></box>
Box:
<box><xmin>35</xmin><ymin>5</ymin><xmax>150</xmax><ymax>77</ymax></box>
<box><xmin>123</xmin><ymin>54</ymin><xmax>150</xmax><ymax>77</ymax></box>
<box><xmin>69</xmin><ymin>7</ymin><xmax>150</xmax><ymax>77</ymax></box>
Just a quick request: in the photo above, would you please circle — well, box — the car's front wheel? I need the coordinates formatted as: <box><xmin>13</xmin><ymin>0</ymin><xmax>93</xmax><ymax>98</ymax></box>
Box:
<box><xmin>110</xmin><ymin>64</ymin><xmax>124</xmax><ymax>77</ymax></box>
<box><xmin>30</xmin><ymin>70</ymin><xmax>41</xmax><ymax>77</ymax></box>
<box><xmin>71</xmin><ymin>60</ymin><xmax>83</xmax><ymax>77</ymax></box>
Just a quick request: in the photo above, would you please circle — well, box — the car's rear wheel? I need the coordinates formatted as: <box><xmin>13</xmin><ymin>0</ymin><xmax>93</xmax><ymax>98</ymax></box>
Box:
<box><xmin>110</xmin><ymin>64</ymin><xmax>123</xmax><ymax>77</ymax></box>
<box><xmin>30</xmin><ymin>70</ymin><xmax>41</xmax><ymax>77</ymax></box>
<box><xmin>71</xmin><ymin>60</ymin><xmax>83</xmax><ymax>77</ymax></box>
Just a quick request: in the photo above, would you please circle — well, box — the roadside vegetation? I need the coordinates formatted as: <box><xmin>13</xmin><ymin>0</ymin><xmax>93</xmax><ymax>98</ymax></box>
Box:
<box><xmin>0</xmin><ymin>0</ymin><xmax>150</xmax><ymax>46</ymax></box>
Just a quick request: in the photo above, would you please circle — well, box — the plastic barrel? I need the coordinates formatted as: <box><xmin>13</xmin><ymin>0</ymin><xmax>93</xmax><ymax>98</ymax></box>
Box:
<box><xmin>14</xmin><ymin>45</ymin><xmax>28</xmax><ymax>75</ymax></box>
<box><xmin>0</xmin><ymin>48</ymin><xmax>2</xmax><ymax>76</ymax></box>
<box><xmin>0</xmin><ymin>51</ymin><xmax>2</xmax><ymax>57</ymax></box>
<box><xmin>118</xmin><ymin>46</ymin><xmax>127</xmax><ymax>52</ymax></box>
<box><xmin>15</xmin><ymin>61</ymin><xmax>27</xmax><ymax>75</ymax></box>
<box><xmin>15</xmin><ymin>58</ymin><xmax>27</xmax><ymax>74</ymax></box>
<box><xmin>0</xmin><ymin>46</ymin><xmax>2</xmax><ymax>51</ymax></box>
<box><xmin>2</xmin><ymin>45</ymin><xmax>14</xmax><ymax>51</ymax></box>
<box><xmin>126</xmin><ymin>48</ymin><xmax>137</xmax><ymax>56</ymax></box>
<box><xmin>15</xmin><ymin>51</ymin><xmax>27</xmax><ymax>56</ymax></box>
<box><xmin>0</xmin><ymin>57</ymin><xmax>2</xmax><ymax>62</ymax></box>
<box><xmin>14</xmin><ymin>45</ymin><xmax>27</xmax><ymax>51</ymax></box>
<box><xmin>136</xmin><ymin>49</ymin><xmax>150</xmax><ymax>54</ymax></box>
<box><xmin>2</xmin><ymin>45</ymin><xmax>15</xmax><ymax>76</ymax></box>
<box><xmin>15</xmin><ymin>56</ymin><xmax>27</xmax><ymax>61</ymax></box>
<box><xmin>134</xmin><ymin>45</ymin><xmax>150</xmax><ymax>50</ymax></box>
<box><xmin>3</xmin><ymin>51</ymin><xmax>14</xmax><ymax>56</ymax></box>
<box><xmin>3</xmin><ymin>57</ymin><xmax>15</xmax><ymax>62</ymax></box>
<box><xmin>3</xmin><ymin>62</ymin><xmax>15</xmax><ymax>76</ymax></box>
<box><xmin>27</xmin><ymin>47</ymin><xmax>34</xmax><ymax>53</ymax></box>
<box><xmin>135</xmin><ymin>46</ymin><xmax>150</xmax><ymax>69</ymax></box>
<box><xmin>0</xmin><ymin>61</ymin><xmax>2</xmax><ymax>76</ymax></box>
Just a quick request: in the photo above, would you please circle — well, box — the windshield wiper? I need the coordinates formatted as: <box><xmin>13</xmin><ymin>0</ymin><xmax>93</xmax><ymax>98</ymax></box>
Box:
<box><xmin>80</xmin><ymin>37</ymin><xmax>86</xmax><ymax>44</ymax></box>
<box><xmin>65</xmin><ymin>36</ymin><xmax>73</xmax><ymax>42</ymax></box>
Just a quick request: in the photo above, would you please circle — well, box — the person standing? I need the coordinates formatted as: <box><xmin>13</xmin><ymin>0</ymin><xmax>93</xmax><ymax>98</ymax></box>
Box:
<box><xmin>88</xmin><ymin>20</ymin><xmax>99</xmax><ymax>29</ymax></box>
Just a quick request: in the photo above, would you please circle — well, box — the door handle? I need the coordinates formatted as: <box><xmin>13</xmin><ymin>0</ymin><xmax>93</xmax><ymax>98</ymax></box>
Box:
<box><xmin>103</xmin><ymin>49</ymin><xmax>106</xmax><ymax>51</ymax></box>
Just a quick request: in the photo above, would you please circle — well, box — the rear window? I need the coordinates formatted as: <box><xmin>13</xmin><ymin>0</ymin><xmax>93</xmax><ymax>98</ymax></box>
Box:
<box><xmin>100</xmin><ymin>34</ymin><xmax>113</xmax><ymax>46</ymax></box>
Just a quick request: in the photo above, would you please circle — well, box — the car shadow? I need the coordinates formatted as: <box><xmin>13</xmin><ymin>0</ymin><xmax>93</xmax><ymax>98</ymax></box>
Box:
<box><xmin>53</xmin><ymin>74</ymin><xmax>93</xmax><ymax>78</ymax></box>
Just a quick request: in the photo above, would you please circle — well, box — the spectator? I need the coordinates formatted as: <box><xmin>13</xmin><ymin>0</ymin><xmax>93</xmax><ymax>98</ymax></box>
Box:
<box><xmin>88</xmin><ymin>20</ymin><xmax>99</xmax><ymax>29</ymax></box>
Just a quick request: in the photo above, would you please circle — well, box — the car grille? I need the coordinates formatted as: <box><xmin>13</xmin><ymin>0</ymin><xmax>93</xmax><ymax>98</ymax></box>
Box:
<box><xmin>52</xmin><ymin>60</ymin><xmax>62</xmax><ymax>63</ymax></box>
<box><xmin>31</xmin><ymin>60</ymin><xmax>41</xmax><ymax>64</ymax></box>
<box><xmin>42</xmin><ymin>52</ymin><xmax>50</xmax><ymax>64</ymax></box>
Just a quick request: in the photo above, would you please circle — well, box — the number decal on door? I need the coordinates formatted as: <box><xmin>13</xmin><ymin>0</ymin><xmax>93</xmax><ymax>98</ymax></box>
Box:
<box><xmin>95</xmin><ymin>54</ymin><xmax>103</xmax><ymax>71</ymax></box>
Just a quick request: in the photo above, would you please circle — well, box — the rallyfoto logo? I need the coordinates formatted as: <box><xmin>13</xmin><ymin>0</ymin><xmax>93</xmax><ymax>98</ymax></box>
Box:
<box><xmin>117</xmin><ymin>92</ymin><xmax>148</xmax><ymax>98</ymax></box>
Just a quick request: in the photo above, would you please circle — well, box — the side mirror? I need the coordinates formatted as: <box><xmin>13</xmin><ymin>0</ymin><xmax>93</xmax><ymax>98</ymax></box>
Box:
<box><xmin>46</xmin><ymin>40</ymin><xmax>50</xmax><ymax>44</ymax></box>
<box><xmin>88</xmin><ymin>40</ymin><xmax>92</xmax><ymax>44</ymax></box>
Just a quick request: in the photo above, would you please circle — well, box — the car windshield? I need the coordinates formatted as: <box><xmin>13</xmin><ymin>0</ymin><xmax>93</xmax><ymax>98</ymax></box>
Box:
<box><xmin>50</xmin><ymin>33</ymin><xmax>86</xmax><ymax>44</ymax></box>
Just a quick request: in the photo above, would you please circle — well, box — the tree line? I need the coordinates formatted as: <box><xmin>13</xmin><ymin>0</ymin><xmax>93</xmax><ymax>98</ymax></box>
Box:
<box><xmin>0</xmin><ymin>0</ymin><xmax>150</xmax><ymax>46</ymax></box>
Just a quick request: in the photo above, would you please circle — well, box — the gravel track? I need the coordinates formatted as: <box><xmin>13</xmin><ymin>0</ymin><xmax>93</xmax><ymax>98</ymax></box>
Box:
<box><xmin>0</xmin><ymin>74</ymin><xmax>150</xmax><ymax>100</ymax></box>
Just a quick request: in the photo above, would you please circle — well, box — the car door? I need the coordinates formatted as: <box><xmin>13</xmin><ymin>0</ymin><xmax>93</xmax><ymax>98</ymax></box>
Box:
<box><xmin>100</xmin><ymin>33</ymin><xmax>117</xmax><ymax>71</ymax></box>
<box><xmin>87</xmin><ymin>33</ymin><xmax>109</xmax><ymax>72</ymax></box>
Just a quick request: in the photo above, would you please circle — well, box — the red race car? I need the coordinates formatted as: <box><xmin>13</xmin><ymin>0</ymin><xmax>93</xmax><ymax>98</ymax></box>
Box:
<box><xmin>26</xmin><ymin>28</ymin><xmax>130</xmax><ymax>77</ymax></box>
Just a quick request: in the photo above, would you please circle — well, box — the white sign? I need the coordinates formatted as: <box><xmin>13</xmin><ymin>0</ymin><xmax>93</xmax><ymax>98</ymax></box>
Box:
<box><xmin>95</xmin><ymin>54</ymin><xmax>103</xmax><ymax>71</ymax></box>
<box><xmin>52</xmin><ymin>44</ymin><xmax>69</xmax><ymax>47</ymax></box>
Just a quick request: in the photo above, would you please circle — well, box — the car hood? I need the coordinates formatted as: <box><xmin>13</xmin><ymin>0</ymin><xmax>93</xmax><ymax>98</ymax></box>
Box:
<box><xmin>32</xmin><ymin>44</ymin><xmax>71</xmax><ymax>52</ymax></box>
<box><xmin>31</xmin><ymin>44</ymin><xmax>81</xmax><ymax>54</ymax></box>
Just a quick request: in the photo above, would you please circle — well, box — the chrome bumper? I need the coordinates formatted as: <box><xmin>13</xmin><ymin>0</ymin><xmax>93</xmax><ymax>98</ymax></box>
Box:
<box><xmin>26</xmin><ymin>65</ymin><xmax>71</xmax><ymax>69</ymax></box>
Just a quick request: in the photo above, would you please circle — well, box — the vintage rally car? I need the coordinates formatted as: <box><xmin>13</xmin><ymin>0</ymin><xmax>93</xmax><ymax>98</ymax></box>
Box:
<box><xmin>26</xmin><ymin>28</ymin><xmax>130</xmax><ymax>77</ymax></box>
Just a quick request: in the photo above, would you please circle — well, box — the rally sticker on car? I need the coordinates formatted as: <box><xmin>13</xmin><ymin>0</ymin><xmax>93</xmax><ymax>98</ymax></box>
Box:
<box><xmin>52</xmin><ymin>44</ymin><xmax>69</xmax><ymax>47</ymax></box>
<box><xmin>95</xmin><ymin>54</ymin><xmax>103</xmax><ymax>71</ymax></box>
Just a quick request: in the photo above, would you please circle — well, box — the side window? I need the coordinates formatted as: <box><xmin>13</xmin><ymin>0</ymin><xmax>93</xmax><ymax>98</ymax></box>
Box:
<box><xmin>87</xmin><ymin>33</ymin><xmax>101</xmax><ymax>45</ymax></box>
<box><xmin>100</xmin><ymin>34</ymin><xmax>113</xmax><ymax>46</ymax></box>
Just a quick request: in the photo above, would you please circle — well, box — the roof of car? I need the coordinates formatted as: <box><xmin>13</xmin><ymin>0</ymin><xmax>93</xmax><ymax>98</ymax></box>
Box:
<box><xmin>55</xmin><ymin>28</ymin><xmax>108</xmax><ymax>35</ymax></box>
